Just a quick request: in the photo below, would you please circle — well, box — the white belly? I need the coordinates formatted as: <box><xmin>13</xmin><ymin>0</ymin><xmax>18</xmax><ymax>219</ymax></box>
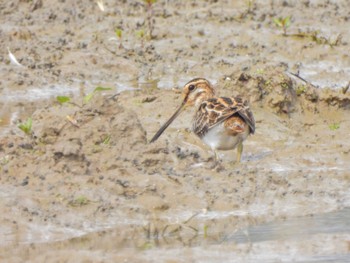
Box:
<box><xmin>200</xmin><ymin>123</ymin><xmax>249</xmax><ymax>151</ymax></box>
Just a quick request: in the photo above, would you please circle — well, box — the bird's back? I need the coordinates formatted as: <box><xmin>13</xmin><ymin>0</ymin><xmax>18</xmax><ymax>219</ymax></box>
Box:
<box><xmin>192</xmin><ymin>96</ymin><xmax>255</xmax><ymax>139</ymax></box>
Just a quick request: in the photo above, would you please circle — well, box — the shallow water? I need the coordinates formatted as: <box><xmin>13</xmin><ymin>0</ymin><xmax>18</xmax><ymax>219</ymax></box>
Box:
<box><xmin>1</xmin><ymin>1</ymin><xmax>350</xmax><ymax>262</ymax></box>
<box><xmin>3</xmin><ymin>208</ymin><xmax>348</xmax><ymax>262</ymax></box>
<box><xmin>231</xmin><ymin>208</ymin><xmax>350</xmax><ymax>243</ymax></box>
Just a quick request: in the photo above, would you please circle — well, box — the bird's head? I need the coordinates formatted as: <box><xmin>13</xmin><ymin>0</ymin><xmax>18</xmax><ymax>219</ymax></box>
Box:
<box><xmin>150</xmin><ymin>78</ymin><xmax>215</xmax><ymax>143</ymax></box>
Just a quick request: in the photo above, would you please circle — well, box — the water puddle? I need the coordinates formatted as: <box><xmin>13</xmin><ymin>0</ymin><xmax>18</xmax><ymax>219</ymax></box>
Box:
<box><xmin>0</xmin><ymin>85</ymin><xmax>80</xmax><ymax>103</ymax></box>
<box><xmin>230</xmin><ymin>207</ymin><xmax>350</xmax><ymax>244</ymax></box>
<box><xmin>3</xmin><ymin>207</ymin><xmax>348</xmax><ymax>262</ymax></box>
<box><xmin>298</xmin><ymin>62</ymin><xmax>350</xmax><ymax>89</ymax></box>
<box><xmin>0</xmin><ymin>81</ymin><xmax>140</xmax><ymax>134</ymax></box>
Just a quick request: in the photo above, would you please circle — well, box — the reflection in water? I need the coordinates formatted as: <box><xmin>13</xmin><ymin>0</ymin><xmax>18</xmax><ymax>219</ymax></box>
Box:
<box><xmin>134</xmin><ymin>208</ymin><xmax>350</xmax><ymax>263</ymax></box>
<box><xmin>1</xmin><ymin>208</ymin><xmax>349</xmax><ymax>262</ymax></box>
<box><xmin>229</xmin><ymin>208</ymin><xmax>350</xmax><ymax>244</ymax></box>
<box><xmin>58</xmin><ymin>208</ymin><xmax>350</xmax><ymax>248</ymax></box>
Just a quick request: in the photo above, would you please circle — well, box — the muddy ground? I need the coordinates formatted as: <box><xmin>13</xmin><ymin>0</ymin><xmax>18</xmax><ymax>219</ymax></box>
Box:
<box><xmin>0</xmin><ymin>0</ymin><xmax>350</xmax><ymax>262</ymax></box>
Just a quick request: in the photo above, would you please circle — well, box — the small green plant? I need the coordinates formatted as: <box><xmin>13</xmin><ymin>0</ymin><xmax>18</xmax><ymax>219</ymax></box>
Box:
<box><xmin>57</xmin><ymin>86</ymin><xmax>113</xmax><ymax>110</ymax></box>
<box><xmin>256</xmin><ymin>68</ymin><xmax>265</xmax><ymax>75</ymax></box>
<box><xmin>203</xmin><ymin>224</ymin><xmax>208</xmax><ymax>238</ymax></box>
<box><xmin>280</xmin><ymin>82</ymin><xmax>290</xmax><ymax>89</ymax></box>
<box><xmin>136</xmin><ymin>29</ymin><xmax>146</xmax><ymax>48</ymax></box>
<box><xmin>136</xmin><ymin>29</ymin><xmax>145</xmax><ymax>38</ymax></box>
<box><xmin>115</xmin><ymin>28</ymin><xmax>122</xmax><ymax>39</ymax></box>
<box><xmin>273</xmin><ymin>16</ymin><xmax>291</xmax><ymax>35</ymax></box>
<box><xmin>102</xmin><ymin>134</ymin><xmax>111</xmax><ymax>145</ymax></box>
<box><xmin>56</xmin><ymin>96</ymin><xmax>71</xmax><ymax>104</ymax></box>
<box><xmin>18</xmin><ymin>117</ymin><xmax>32</xmax><ymax>135</ymax></box>
<box><xmin>246</xmin><ymin>0</ymin><xmax>255</xmax><ymax>13</ymax></box>
<box><xmin>69</xmin><ymin>196</ymin><xmax>90</xmax><ymax>207</ymax></box>
<box><xmin>329</xmin><ymin>123</ymin><xmax>340</xmax><ymax>131</ymax></box>
<box><xmin>296</xmin><ymin>85</ymin><xmax>307</xmax><ymax>95</ymax></box>
<box><xmin>83</xmin><ymin>86</ymin><xmax>113</xmax><ymax>104</ymax></box>
<box><xmin>143</xmin><ymin>0</ymin><xmax>157</xmax><ymax>39</ymax></box>
<box><xmin>141</xmin><ymin>242</ymin><xmax>154</xmax><ymax>250</ymax></box>
<box><xmin>115</xmin><ymin>28</ymin><xmax>123</xmax><ymax>48</ymax></box>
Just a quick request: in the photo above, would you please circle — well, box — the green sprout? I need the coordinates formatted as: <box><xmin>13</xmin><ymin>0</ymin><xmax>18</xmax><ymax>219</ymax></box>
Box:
<box><xmin>280</xmin><ymin>82</ymin><xmax>290</xmax><ymax>90</ymax></box>
<box><xmin>203</xmin><ymin>224</ymin><xmax>208</xmax><ymax>238</ymax></box>
<box><xmin>69</xmin><ymin>196</ymin><xmax>90</xmax><ymax>207</ymax></box>
<box><xmin>140</xmin><ymin>242</ymin><xmax>154</xmax><ymax>250</ymax></box>
<box><xmin>102</xmin><ymin>134</ymin><xmax>111</xmax><ymax>145</ymax></box>
<box><xmin>115</xmin><ymin>28</ymin><xmax>122</xmax><ymax>39</ymax></box>
<box><xmin>136</xmin><ymin>29</ymin><xmax>146</xmax><ymax>48</ymax></box>
<box><xmin>56</xmin><ymin>86</ymin><xmax>113</xmax><ymax>110</ymax></box>
<box><xmin>18</xmin><ymin>117</ymin><xmax>32</xmax><ymax>135</ymax></box>
<box><xmin>246</xmin><ymin>0</ymin><xmax>255</xmax><ymax>13</ymax></box>
<box><xmin>296</xmin><ymin>85</ymin><xmax>307</xmax><ymax>96</ymax></box>
<box><xmin>255</xmin><ymin>68</ymin><xmax>265</xmax><ymax>75</ymax></box>
<box><xmin>115</xmin><ymin>28</ymin><xmax>123</xmax><ymax>48</ymax></box>
<box><xmin>83</xmin><ymin>86</ymin><xmax>112</xmax><ymax>104</ymax></box>
<box><xmin>329</xmin><ymin>123</ymin><xmax>340</xmax><ymax>131</ymax></box>
<box><xmin>56</xmin><ymin>96</ymin><xmax>71</xmax><ymax>104</ymax></box>
<box><xmin>136</xmin><ymin>29</ymin><xmax>145</xmax><ymax>38</ymax></box>
<box><xmin>273</xmin><ymin>16</ymin><xmax>291</xmax><ymax>36</ymax></box>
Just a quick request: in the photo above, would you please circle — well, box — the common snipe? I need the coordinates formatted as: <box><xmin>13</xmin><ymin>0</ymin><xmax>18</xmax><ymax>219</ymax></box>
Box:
<box><xmin>150</xmin><ymin>78</ymin><xmax>255</xmax><ymax>163</ymax></box>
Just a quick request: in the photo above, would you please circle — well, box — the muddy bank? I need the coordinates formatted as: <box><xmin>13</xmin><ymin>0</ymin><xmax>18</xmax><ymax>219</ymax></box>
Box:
<box><xmin>0</xmin><ymin>67</ymin><xmax>350</xmax><ymax>261</ymax></box>
<box><xmin>0</xmin><ymin>0</ymin><xmax>350</xmax><ymax>262</ymax></box>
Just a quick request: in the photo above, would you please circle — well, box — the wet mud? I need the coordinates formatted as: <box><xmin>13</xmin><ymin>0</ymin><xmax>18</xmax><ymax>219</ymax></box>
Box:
<box><xmin>0</xmin><ymin>0</ymin><xmax>350</xmax><ymax>262</ymax></box>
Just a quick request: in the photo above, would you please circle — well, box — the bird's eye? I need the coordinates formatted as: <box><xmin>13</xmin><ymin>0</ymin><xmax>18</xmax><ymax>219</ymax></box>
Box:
<box><xmin>188</xmin><ymin>84</ymin><xmax>195</xmax><ymax>91</ymax></box>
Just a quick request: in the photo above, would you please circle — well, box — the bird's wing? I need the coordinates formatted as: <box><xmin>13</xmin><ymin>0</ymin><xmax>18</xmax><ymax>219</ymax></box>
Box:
<box><xmin>192</xmin><ymin>97</ymin><xmax>255</xmax><ymax>138</ymax></box>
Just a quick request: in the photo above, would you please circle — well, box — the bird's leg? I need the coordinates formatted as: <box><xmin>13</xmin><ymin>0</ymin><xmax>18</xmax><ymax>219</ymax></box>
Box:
<box><xmin>209</xmin><ymin>149</ymin><xmax>220</xmax><ymax>169</ymax></box>
<box><xmin>214</xmin><ymin>150</ymin><xmax>219</xmax><ymax>163</ymax></box>
<box><xmin>236</xmin><ymin>141</ymin><xmax>243</xmax><ymax>163</ymax></box>
<box><xmin>214</xmin><ymin>150</ymin><xmax>225</xmax><ymax>170</ymax></box>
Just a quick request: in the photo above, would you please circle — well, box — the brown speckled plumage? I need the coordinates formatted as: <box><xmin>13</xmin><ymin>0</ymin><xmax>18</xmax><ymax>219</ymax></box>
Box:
<box><xmin>192</xmin><ymin>97</ymin><xmax>255</xmax><ymax>139</ymax></box>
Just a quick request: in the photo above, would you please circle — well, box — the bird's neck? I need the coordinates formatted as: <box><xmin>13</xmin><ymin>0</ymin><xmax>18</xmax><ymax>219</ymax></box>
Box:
<box><xmin>194</xmin><ymin>90</ymin><xmax>215</xmax><ymax>107</ymax></box>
